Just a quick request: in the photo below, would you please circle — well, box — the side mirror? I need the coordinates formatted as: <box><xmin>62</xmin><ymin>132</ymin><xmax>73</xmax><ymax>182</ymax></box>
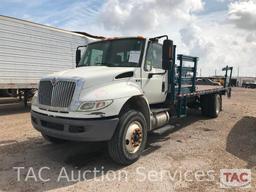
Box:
<box><xmin>162</xmin><ymin>39</ymin><xmax>174</xmax><ymax>70</ymax></box>
<box><xmin>76</xmin><ymin>49</ymin><xmax>81</xmax><ymax>67</ymax></box>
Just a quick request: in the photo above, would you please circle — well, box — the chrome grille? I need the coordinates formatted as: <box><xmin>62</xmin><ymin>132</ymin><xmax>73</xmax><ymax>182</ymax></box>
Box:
<box><xmin>38</xmin><ymin>80</ymin><xmax>76</xmax><ymax>108</ymax></box>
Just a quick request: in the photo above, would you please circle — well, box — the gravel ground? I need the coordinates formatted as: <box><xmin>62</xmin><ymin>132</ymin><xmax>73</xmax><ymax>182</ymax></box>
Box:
<box><xmin>0</xmin><ymin>88</ymin><xmax>255</xmax><ymax>192</ymax></box>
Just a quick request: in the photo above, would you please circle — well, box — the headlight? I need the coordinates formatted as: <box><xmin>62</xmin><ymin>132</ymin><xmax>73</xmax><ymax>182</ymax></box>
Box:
<box><xmin>32</xmin><ymin>91</ymin><xmax>38</xmax><ymax>106</ymax></box>
<box><xmin>78</xmin><ymin>100</ymin><xmax>113</xmax><ymax>111</ymax></box>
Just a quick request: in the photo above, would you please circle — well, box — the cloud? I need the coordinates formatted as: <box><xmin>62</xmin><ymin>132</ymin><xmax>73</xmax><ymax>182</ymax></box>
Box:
<box><xmin>84</xmin><ymin>0</ymin><xmax>256</xmax><ymax>76</ymax></box>
<box><xmin>179</xmin><ymin>12</ymin><xmax>256</xmax><ymax>77</ymax></box>
<box><xmin>246</xmin><ymin>32</ymin><xmax>256</xmax><ymax>42</ymax></box>
<box><xmin>180</xmin><ymin>24</ymin><xmax>215</xmax><ymax>58</ymax></box>
<box><xmin>95</xmin><ymin>0</ymin><xmax>256</xmax><ymax>76</ymax></box>
<box><xmin>228</xmin><ymin>0</ymin><xmax>256</xmax><ymax>30</ymax></box>
<box><xmin>1</xmin><ymin>0</ymin><xmax>256</xmax><ymax>76</ymax></box>
<box><xmin>98</xmin><ymin>0</ymin><xmax>204</xmax><ymax>34</ymax></box>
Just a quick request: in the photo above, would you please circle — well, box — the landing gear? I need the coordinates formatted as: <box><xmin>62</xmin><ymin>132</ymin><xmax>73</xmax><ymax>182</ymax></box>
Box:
<box><xmin>17</xmin><ymin>89</ymin><xmax>35</xmax><ymax>107</ymax></box>
<box><xmin>23</xmin><ymin>90</ymin><xmax>28</xmax><ymax>108</ymax></box>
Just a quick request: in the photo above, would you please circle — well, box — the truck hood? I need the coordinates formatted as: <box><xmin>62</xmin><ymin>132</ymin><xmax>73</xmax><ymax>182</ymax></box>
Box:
<box><xmin>46</xmin><ymin>66</ymin><xmax>136</xmax><ymax>88</ymax></box>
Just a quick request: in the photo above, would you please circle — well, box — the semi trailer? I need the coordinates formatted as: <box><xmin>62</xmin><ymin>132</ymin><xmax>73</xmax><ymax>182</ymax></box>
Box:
<box><xmin>0</xmin><ymin>15</ymin><xmax>96</xmax><ymax>105</ymax></box>
<box><xmin>31</xmin><ymin>35</ymin><xmax>233</xmax><ymax>165</ymax></box>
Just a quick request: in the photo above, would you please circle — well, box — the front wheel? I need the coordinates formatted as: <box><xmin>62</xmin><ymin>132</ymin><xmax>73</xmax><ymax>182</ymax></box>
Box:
<box><xmin>108</xmin><ymin>110</ymin><xmax>147</xmax><ymax>165</ymax></box>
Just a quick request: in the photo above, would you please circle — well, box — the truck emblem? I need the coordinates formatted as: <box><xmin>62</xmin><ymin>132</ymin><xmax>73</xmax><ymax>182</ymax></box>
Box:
<box><xmin>51</xmin><ymin>78</ymin><xmax>58</xmax><ymax>86</ymax></box>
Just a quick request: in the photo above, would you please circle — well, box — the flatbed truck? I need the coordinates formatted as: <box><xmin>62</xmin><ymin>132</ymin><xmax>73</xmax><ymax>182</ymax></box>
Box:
<box><xmin>31</xmin><ymin>35</ymin><xmax>233</xmax><ymax>165</ymax></box>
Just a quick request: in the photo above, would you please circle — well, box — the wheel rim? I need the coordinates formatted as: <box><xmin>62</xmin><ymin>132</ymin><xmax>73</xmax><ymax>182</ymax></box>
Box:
<box><xmin>216</xmin><ymin>96</ymin><xmax>220</xmax><ymax>114</ymax></box>
<box><xmin>125</xmin><ymin>121</ymin><xmax>143</xmax><ymax>154</ymax></box>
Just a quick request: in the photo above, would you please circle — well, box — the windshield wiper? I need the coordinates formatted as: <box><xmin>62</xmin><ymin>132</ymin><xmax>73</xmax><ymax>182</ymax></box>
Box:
<box><xmin>95</xmin><ymin>63</ymin><xmax>113</xmax><ymax>67</ymax></box>
<box><xmin>77</xmin><ymin>63</ymin><xmax>112</xmax><ymax>67</ymax></box>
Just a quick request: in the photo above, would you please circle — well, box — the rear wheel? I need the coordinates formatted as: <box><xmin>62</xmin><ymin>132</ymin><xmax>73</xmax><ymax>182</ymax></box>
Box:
<box><xmin>200</xmin><ymin>94</ymin><xmax>222</xmax><ymax>118</ymax></box>
<box><xmin>41</xmin><ymin>134</ymin><xmax>67</xmax><ymax>144</ymax></box>
<box><xmin>200</xmin><ymin>95</ymin><xmax>208</xmax><ymax>116</ymax></box>
<box><xmin>108</xmin><ymin>110</ymin><xmax>147</xmax><ymax>165</ymax></box>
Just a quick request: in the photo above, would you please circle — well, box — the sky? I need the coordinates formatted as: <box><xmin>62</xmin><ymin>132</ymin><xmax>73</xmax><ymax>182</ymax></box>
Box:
<box><xmin>0</xmin><ymin>0</ymin><xmax>256</xmax><ymax>77</ymax></box>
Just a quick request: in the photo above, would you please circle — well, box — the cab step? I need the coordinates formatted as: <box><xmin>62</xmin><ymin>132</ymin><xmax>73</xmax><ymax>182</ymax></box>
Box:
<box><xmin>150</xmin><ymin>108</ymin><xmax>170</xmax><ymax>114</ymax></box>
<box><xmin>151</xmin><ymin>124</ymin><xmax>175</xmax><ymax>135</ymax></box>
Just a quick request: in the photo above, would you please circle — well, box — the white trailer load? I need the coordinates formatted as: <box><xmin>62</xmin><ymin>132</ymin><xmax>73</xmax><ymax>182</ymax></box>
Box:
<box><xmin>0</xmin><ymin>15</ymin><xmax>93</xmax><ymax>89</ymax></box>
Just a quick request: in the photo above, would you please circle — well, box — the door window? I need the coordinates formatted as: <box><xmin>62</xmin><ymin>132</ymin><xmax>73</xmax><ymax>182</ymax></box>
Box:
<box><xmin>145</xmin><ymin>42</ymin><xmax>162</xmax><ymax>71</ymax></box>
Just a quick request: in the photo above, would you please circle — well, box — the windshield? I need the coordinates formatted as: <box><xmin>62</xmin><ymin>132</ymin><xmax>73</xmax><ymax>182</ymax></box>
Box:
<box><xmin>78</xmin><ymin>38</ymin><xmax>145</xmax><ymax>67</ymax></box>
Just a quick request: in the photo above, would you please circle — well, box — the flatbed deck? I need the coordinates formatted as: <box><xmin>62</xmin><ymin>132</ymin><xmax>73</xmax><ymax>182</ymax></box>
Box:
<box><xmin>177</xmin><ymin>85</ymin><xmax>228</xmax><ymax>97</ymax></box>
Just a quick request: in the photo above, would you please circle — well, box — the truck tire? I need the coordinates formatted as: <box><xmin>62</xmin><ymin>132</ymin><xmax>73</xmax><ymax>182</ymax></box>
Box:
<box><xmin>108</xmin><ymin>110</ymin><xmax>147</xmax><ymax>165</ymax></box>
<box><xmin>41</xmin><ymin>134</ymin><xmax>67</xmax><ymax>144</ymax></box>
<box><xmin>208</xmin><ymin>94</ymin><xmax>221</xmax><ymax>118</ymax></box>
<box><xmin>200</xmin><ymin>95</ymin><xmax>209</xmax><ymax>116</ymax></box>
<box><xmin>200</xmin><ymin>94</ymin><xmax>222</xmax><ymax>118</ymax></box>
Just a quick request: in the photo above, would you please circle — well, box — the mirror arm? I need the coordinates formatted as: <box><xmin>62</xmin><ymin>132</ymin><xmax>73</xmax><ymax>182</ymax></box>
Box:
<box><xmin>148</xmin><ymin>72</ymin><xmax>166</xmax><ymax>79</ymax></box>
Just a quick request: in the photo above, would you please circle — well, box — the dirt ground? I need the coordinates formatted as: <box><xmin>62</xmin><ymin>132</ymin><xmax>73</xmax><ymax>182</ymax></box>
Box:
<box><xmin>0</xmin><ymin>88</ymin><xmax>255</xmax><ymax>192</ymax></box>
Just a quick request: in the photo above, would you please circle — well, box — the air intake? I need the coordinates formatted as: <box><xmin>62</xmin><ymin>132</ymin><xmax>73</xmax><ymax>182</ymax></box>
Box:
<box><xmin>38</xmin><ymin>80</ymin><xmax>76</xmax><ymax>108</ymax></box>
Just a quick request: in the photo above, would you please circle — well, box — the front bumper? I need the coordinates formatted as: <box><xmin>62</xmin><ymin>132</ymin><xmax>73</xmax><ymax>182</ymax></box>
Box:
<box><xmin>31</xmin><ymin>111</ymin><xmax>119</xmax><ymax>142</ymax></box>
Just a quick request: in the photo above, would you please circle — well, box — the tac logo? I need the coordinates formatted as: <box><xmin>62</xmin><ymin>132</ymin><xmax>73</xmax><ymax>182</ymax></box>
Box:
<box><xmin>220</xmin><ymin>169</ymin><xmax>251</xmax><ymax>188</ymax></box>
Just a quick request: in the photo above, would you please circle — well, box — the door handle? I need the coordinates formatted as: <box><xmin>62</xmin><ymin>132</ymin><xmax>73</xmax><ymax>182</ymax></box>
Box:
<box><xmin>162</xmin><ymin>82</ymin><xmax>165</xmax><ymax>92</ymax></box>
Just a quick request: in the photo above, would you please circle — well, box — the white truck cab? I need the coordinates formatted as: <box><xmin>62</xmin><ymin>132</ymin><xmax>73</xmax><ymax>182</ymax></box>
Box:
<box><xmin>31</xmin><ymin>36</ymin><xmax>231</xmax><ymax>165</ymax></box>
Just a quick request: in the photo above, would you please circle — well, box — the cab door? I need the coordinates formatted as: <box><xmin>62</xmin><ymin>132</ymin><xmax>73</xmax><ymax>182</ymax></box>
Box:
<box><xmin>141</xmin><ymin>41</ymin><xmax>168</xmax><ymax>104</ymax></box>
